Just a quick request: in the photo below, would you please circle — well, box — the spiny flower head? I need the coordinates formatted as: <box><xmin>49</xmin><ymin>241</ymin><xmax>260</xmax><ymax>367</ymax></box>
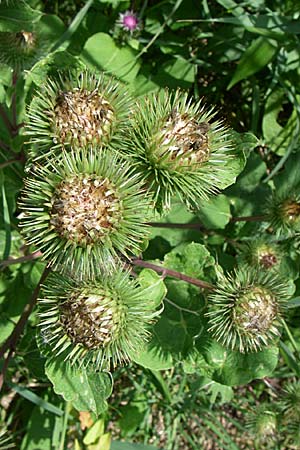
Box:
<box><xmin>246</xmin><ymin>404</ymin><xmax>278</xmax><ymax>445</ymax></box>
<box><xmin>117</xmin><ymin>10</ymin><xmax>140</xmax><ymax>33</ymax></box>
<box><xmin>206</xmin><ymin>268</ymin><xmax>289</xmax><ymax>352</ymax></box>
<box><xmin>38</xmin><ymin>269</ymin><xmax>162</xmax><ymax>369</ymax></box>
<box><xmin>238</xmin><ymin>239</ymin><xmax>281</xmax><ymax>270</ymax></box>
<box><xmin>18</xmin><ymin>148</ymin><xmax>150</xmax><ymax>278</ymax></box>
<box><xmin>26</xmin><ymin>70</ymin><xmax>133</xmax><ymax>160</ymax></box>
<box><xmin>0</xmin><ymin>30</ymin><xmax>38</xmax><ymax>70</ymax></box>
<box><xmin>123</xmin><ymin>89</ymin><xmax>233</xmax><ymax>211</ymax></box>
<box><xmin>281</xmin><ymin>381</ymin><xmax>300</xmax><ymax>422</ymax></box>
<box><xmin>266</xmin><ymin>189</ymin><xmax>300</xmax><ymax>236</ymax></box>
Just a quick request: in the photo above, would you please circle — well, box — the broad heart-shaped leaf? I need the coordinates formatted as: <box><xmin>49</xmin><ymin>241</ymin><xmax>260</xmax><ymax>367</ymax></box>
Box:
<box><xmin>202</xmin><ymin>340</ymin><xmax>279</xmax><ymax>386</ymax></box>
<box><xmin>137</xmin><ymin>269</ymin><xmax>167</xmax><ymax>309</ymax></box>
<box><xmin>151</xmin><ymin>56</ymin><xmax>194</xmax><ymax>89</ymax></box>
<box><xmin>135</xmin><ymin>243</ymin><xmax>219</xmax><ymax>370</ymax></box>
<box><xmin>0</xmin><ymin>0</ymin><xmax>42</xmax><ymax>32</ymax></box>
<box><xmin>80</xmin><ymin>32</ymin><xmax>140</xmax><ymax>83</ymax></box>
<box><xmin>147</xmin><ymin>201</ymin><xmax>202</xmax><ymax>249</ymax></box>
<box><xmin>196</xmin><ymin>194</ymin><xmax>231</xmax><ymax>230</ymax></box>
<box><xmin>163</xmin><ymin>242</ymin><xmax>217</xmax><ymax>282</ymax></box>
<box><xmin>227</xmin><ymin>37</ymin><xmax>278</xmax><ymax>89</ymax></box>
<box><xmin>45</xmin><ymin>357</ymin><xmax>112</xmax><ymax>415</ymax></box>
<box><xmin>262</xmin><ymin>89</ymin><xmax>299</xmax><ymax>156</ymax></box>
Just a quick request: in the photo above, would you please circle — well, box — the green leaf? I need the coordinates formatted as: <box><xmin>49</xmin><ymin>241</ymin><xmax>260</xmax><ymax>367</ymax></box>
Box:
<box><xmin>81</xmin><ymin>32</ymin><xmax>140</xmax><ymax>83</ymax></box>
<box><xmin>138</xmin><ymin>269</ymin><xmax>167</xmax><ymax>308</ymax></box>
<box><xmin>21</xmin><ymin>405</ymin><xmax>59</xmax><ymax>450</ymax></box>
<box><xmin>230</xmin><ymin>130</ymin><xmax>259</xmax><ymax>157</ymax></box>
<box><xmin>148</xmin><ymin>202</ymin><xmax>201</xmax><ymax>248</ymax></box>
<box><xmin>83</xmin><ymin>419</ymin><xmax>105</xmax><ymax>445</ymax></box>
<box><xmin>196</xmin><ymin>194</ymin><xmax>231</xmax><ymax>230</ymax></box>
<box><xmin>272</xmin><ymin>151</ymin><xmax>300</xmax><ymax>195</ymax></box>
<box><xmin>152</xmin><ymin>56</ymin><xmax>194</xmax><ymax>88</ymax></box>
<box><xmin>207</xmin><ymin>381</ymin><xmax>234</xmax><ymax>404</ymax></box>
<box><xmin>45</xmin><ymin>357</ymin><xmax>112</xmax><ymax>415</ymax></box>
<box><xmin>51</xmin><ymin>0</ymin><xmax>93</xmax><ymax>52</ymax></box>
<box><xmin>262</xmin><ymin>90</ymin><xmax>299</xmax><ymax>156</ymax></box>
<box><xmin>118</xmin><ymin>404</ymin><xmax>147</xmax><ymax>436</ymax></box>
<box><xmin>0</xmin><ymin>171</ymin><xmax>11</xmax><ymax>260</ymax></box>
<box><xmin>133</xmin><ymin>332</ymin><xmax>174</xmax><ymax>370</ymax></box>
<box><xmin>0</xmin><ymin>0</ymin><xmax>42</xmax><ymax>32</ymax></box>
<box><xmin>163</xmin><ymin>242</ymin><xmax>216</xmax><ymax>281</ymax></box>
<box><xmin>227</xmin><ymin>37</ymin><xmax>277</xmax><ymax>89</ymax></box>
<box><xmin>279</xmin><ymin>341</ymin><xmax>300</xmax><ymax>376</ymax></box>
<box><xmin>9</xmin><ymin>382</ymin><xmax>63</xmax><ymax>416</ymax></box>
<box><xmin>288</xmin><ymin>297</ymin><xmax>300</xmax><ymax>309</ymax></box>
<box><xmin>204</xmin><ymin>340</ymin><xmax>279</xmax><ymax>385</ymax></box>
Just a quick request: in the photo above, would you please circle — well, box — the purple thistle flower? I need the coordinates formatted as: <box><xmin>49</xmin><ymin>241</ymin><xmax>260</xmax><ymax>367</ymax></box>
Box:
<box><xmin>118</xmin><ymin>10</ymin><xmax>140</xmax><ymax>34</ymax></box>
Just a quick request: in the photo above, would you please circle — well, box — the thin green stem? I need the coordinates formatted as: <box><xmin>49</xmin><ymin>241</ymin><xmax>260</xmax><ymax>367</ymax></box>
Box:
<box><xmin>282</xmin><ymin>319</ymin><xmax>300</xmax><ymax>359</ymax></box>
<box><xmin>59</xmin><ymin>401</ymin><xmax>72</xmax><ymax>450</ymax></box>
<box><xmin>164</xmin><ymin>297</ymin><xmax>200</xmax><ymax>316</ymax></box>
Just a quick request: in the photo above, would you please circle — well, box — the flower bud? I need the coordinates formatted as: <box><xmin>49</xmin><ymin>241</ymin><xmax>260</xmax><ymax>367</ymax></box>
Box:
<box><xmin>19</xmin><ymin>148</ymin><xmax>150</xmax><ymax>278</ymax></box>
<box><xmin>38</xmin><ymin>269</ymin><xmax>161</xmax><ymax>369</ymax></box>
<box><xmin>206</xmin><ymin>268</ymin><xmax>289</xmax><ymax>352</ymax></box>
<box><xmin>26</xmin><ymin>70</ymin><xmax>133</xmax><ymax>159</ymax></box>
<box><xmin>122</xmin><ymin>89</ymin><xmax>233</xmax><ymax>211</ymax></box>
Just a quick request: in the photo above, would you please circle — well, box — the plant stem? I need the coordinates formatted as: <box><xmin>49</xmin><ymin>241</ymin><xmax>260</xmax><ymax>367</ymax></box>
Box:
<box><xmin>0</xmin><ymin>157</ymin><xmax>22</xmax><ymax>170</ymax></box>
<box><xmin>11</xmin><ymin>70</ymin><xmax>18</xmax><ymax>133</ymax></box>
<box><xmin>164</xmin><ymin>297</ymin><xmax>200</xmax><ymax>316</ymax></box>
<box><xmin>131</xmin><ymin>258</ymin><xmax>215</xmax><ymax>290</ymax></box>
<box><xmin>282</xmin><ymin>319</ymin><xmax>300</xmax><ymax>359</ymax></box>
<box><xmin>0</xmin><ymin>139</ymin><xmax>10</xmax><ymax>152</ymax></box>
<box><xmin>0</xmin><ymin>251</ymin><xmax>42</xmax><ymax>268</ymax></box>
<box><xmin>0</xmin><ymin>105</ymin><xmax>13</xmax><ymax>134</ymax></box>
<box><xmin>0</xmin><ymin>265</ymin><xmax>51</xmax><ymax>390</ymax></box>
<box><xmin>59</xmin><ymin>401</ymin><xmax>72</xmax><ymax>450</ymax></box>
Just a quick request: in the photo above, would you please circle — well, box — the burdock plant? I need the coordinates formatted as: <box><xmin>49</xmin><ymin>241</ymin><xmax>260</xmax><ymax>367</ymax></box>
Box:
<box><xmin>238</xmin><ymin>239</ymin><xmax>281</xmax><ymax>270</ymax></box>
<box><xmin>26</xmin><ymin>70</ymin><xmax>133</xmax><ymax>160</ymax></box>
<box><xmin>206</xmin><ymin>268</ymin><xmax>290</xmax><ymax>352</ymax></box>
<box><xmin>0</xmin><ymin>3</ymin><xmax>63</xmax><ymax>72</ymax></box>
<box><xmin>38</xmin><ymin>269</ymin><xmax>162</xmax><ymax>369</ymax></box>
<box><xmin>246</xmin><ymin>404</ymin><xmax>278</xmax><ymax>446</ymax></box>
<box><xmin>123</xmin><ymin>89</ymin><xmax>233</xmax><ymax>210</ymax></box>
<box><xmin>18</xmin><ymin>148</ymin><xmax>150</xmax><ymax>278</ymax></box>
<box><xmin>267</xmin><ymin>189</ymin><xmax>300</xmax><ymax>236</ymax></box>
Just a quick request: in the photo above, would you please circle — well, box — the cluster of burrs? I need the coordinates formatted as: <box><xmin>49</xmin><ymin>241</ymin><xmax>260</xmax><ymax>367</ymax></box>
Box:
<box><xmin>20</xmin><ymin>68</ymin><xmax>235</xmax><ymax>368</ymax></box>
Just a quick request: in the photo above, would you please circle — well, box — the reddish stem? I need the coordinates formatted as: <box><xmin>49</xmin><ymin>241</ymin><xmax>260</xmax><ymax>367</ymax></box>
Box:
<box><xmin>148</xmin><ymin>222</ymin><xmax>207</xmax><ymax>230</ymax></box>
<box><xmin>0</xmin><ymin>251</ymin><xmax>42</xmax><ymax>268</ymax></box>
<box><xmin>131</xmin><ymin>258</ymin><xmax>215</xmax><ymax>291</ymax></box>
